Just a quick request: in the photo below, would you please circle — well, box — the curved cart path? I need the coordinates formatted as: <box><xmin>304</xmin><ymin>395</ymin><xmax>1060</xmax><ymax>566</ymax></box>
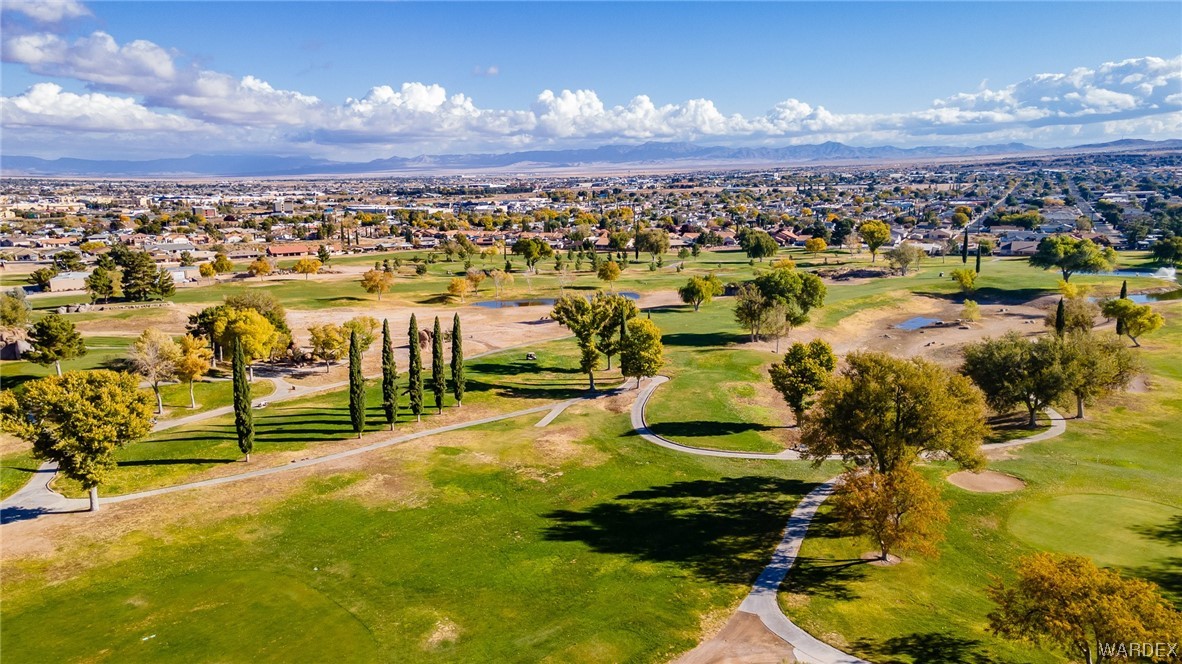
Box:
<box><xmin>635</xmin><ymin>375</ymin><xmax>1067</xmax><ymax>664</ymax></box>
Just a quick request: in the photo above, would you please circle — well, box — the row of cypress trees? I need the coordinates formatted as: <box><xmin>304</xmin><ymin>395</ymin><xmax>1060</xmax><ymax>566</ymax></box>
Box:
<box><xmin>230</xmin><ymin>313</ymin><xmax>467</xmax><ymax>456</ymax></box>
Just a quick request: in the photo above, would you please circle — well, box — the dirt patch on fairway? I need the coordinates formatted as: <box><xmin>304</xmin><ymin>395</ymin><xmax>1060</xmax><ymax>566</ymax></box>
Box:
<box><xmin>672</xmin><ymin>611</ymin><xmax>795</xmax><ymax>664</ymax></box>
<box><xmin>1127</xmin><ymin>373</ymin><xmax>1152</xmax><ymax>393</ymax></box>
<box><xmin>424</xmin><ymin>617</ymin><xmax>460</xmax><ymax>650</ymax></box>
<box><xmin>331</xmin><ymin>471</ymin><xmax>431</xmax><ymax>509</ymax></box>
<box><xmin>0</xmin><ymin>432</ymin><xmax>31</xmax><ymax>457</ymax></box>
<box><xmin>534</xmin><ymin>425</ymin><xmax>606</xmax><ymax>467</ymax></box>
<box><xmin>947</xmin><ymin>470</ymin><xmax>1026</xmax><ymax>493</ymax></box>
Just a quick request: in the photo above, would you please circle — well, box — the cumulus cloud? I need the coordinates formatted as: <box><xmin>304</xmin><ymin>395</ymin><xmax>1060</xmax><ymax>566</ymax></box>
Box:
<box><xmin>0</xmin><ymin>23</ymin><xmax>1179</xmax><ymax>159</ymax></box>
<box><xmin>1</xmin><ymin>0</ymin><xmax>90</xmax><ymax>24</ymax></box>
<box><xmin>0</xmin><ymin>82</ymin><xmax>207</xmax><ymax>132</ymax></box>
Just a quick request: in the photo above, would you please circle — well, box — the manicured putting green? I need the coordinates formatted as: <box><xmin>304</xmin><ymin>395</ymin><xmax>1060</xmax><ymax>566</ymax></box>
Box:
<box><xmin>1</xmin><ymin>570</ymin><xmax>379</xmax><ymax>662</ymax></box>
<box><xmin>1007</xmin><ymin>493</ymin><xmax>1181</xmax><ymax>569</ymax></box>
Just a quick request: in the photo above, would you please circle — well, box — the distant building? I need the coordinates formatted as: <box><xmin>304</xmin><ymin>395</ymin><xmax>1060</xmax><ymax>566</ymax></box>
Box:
<box><xmin>48</xmin><ymin>271</ymin><xmax>91</xmax><ymax>292</ymax></box>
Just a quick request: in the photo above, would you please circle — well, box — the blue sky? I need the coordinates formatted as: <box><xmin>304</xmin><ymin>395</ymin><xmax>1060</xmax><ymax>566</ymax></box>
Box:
<box><xmin>2</xmin><ymin>1</ymin><xmax>1180</xmax><ymax>159</ymax></box>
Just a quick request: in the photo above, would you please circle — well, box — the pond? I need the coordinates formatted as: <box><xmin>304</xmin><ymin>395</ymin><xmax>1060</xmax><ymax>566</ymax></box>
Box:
<box><xmin>1104</xmin><ymin>267</ymin><xmax>1177</xmax><ymax>281</ymax></box>
<box><xmin>895</xmin><ymin>316</ymin><xmax>942</xmax><ymax>331</ymax></box>
<box><xmin>471</xmin><ymin>291</ymin><xmax>640</xmax><ymax>309</ymax></box>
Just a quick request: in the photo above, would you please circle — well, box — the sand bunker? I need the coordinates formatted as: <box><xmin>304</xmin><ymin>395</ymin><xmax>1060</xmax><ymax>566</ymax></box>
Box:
<box><xmin>947</xmin><ymin>470</ymin><xmax>1026</xmax><ymax>493</ymax></box>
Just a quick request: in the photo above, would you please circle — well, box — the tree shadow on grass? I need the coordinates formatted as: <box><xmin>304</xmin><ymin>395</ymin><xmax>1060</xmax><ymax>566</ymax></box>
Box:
<box><xmin>542</xmin><ymin>476</ymin><xmax>817</xmax><ymax>586</ymax></box>
<box><xmin>468</xmin><ymin>360</ymin><xmax>582</xmax><ymax>376</ymax></box>
<box><xmin>1133</xmin><ymin>514</ymin><xmax>1182</xmax><ymax>545</ymax></box>
<box><xmin>462</xmin><ymin>378</ymin><xmax>592</xmax><ymax>401</ymax></box>
<box><xmin>912</xmin><ymin>286</ymin><xmax>1050</xmax><ymax>306</ymax></box>
<box><xmin>1132</xmin><ymin>557</ymin><xmax>1182</xmax><ymax>604</ymax></box>
<box><xmin>646</xmin><ymin>420</ymin><xmax>780</xmax><ymax>438</ymax></box>
<box><xmin>117</xmin><ymin>458</ymin><xmax>235</xmax><ymax>467</ymax></box>
<box><xmin>851</xmin><ymin>632</ymin><xmax>992</xmax><ymax>664</ymax></box>
<box><xmin>661</xmin><ymin>331</ymin><xmax>749</xmax><ymax>347</ymax></box>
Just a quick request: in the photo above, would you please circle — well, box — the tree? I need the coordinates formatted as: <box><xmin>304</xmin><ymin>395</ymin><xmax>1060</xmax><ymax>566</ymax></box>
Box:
<box><xmin>342</xmin><ymin>316</ymin><xmax>379</xmax><ymax>353</ymax></box>
<box><xmin>1029</xmin><ymin>236</ymin><xmax>1117</xmax><ymax>281</ymax></box>
<box><xmin>597</xmin><ymin>260</ymin><xmax>621</xmax><ymax>290</ymax></box>
<box><xmin>52</xmin><ymin>250</ymin><xmax>84</xmax><ymax>272</ymax></box>
<box><xmin>348</xmin><ymin>330</ymin><xmax>365</xmax><ymax>438</ymax></box>
<box><xmin>119</xmin><ymin>250</ymin><xmax>162</xmax><ymax>301</ymax></box>
<box><xmin>447</xmin><ymin>277</ymin><xmax>470</xmax><ymax>302</ymax></box>
<box><xmin>1054</xmin><ymin>298</ymin><xmax>1067</xmax><ymax>336</ymax></box>
<box><xmin>950</xmin><ymin>267</ymin><xmax>978</xmax><ymax>293</ymax></box>
<box><xmin>381</xmin><ymin>319</ymin><xmax>398</xmax><ymax>430</ymax></box>
<box><xmin>489</xmin><ymin>269</ymin><xmax>514</xmax><ymax>301</ymax></box>
<box><xmin>212</xmin><ymin>253</ymin><xmax>234</xmax><ymax>274</ymax></box>
<box><xmin>885</xmin><ymin>243</ymin><xmax>925</xmax><ymax>274</ymax></box>
<box><xmin>407</xmin><ymin>314</ymin><xmax>424</xmax><ymax>421</ymax></box>
<box><xmin>29</xmin><ymin>267</ymin><xmax>58</xmax><ymax>291</ymax></box>
<box><xmin>962</xmin><ymin>332</ymin><xmax>1066</xmax><ymax>427</ymax></box>
<box><xmin>451</xmin><ymin>313</ymin><xmax>465</xmax><ymax>407</ymax></box>
<box><xmin>176</xmin><ymin>334</ymin><xmax>213</xmax><ymax>409</ymax></box>
<box><xmin>293</xmin><ymin>257</ymin><xmax>322</xmax><ymax>279</ymax></box>
<box><xmin>550</xmin><ymin>294</ymin><xmax>614</xmax><ymax>390</ymax></box>
<box><xmin>962</xmin><ymin>299</ymin><xmax>981</xmax><ymax>322</ymax></box>
<box><xmin>199</xmin><ymin>262</ymin><xmax>216</xmax><ymax>282</ymax></box>
<box><xmin>247</xmin><ymin>257</ymin><xmax>272</xmax><ymax>278</ymax></box>
<box><xmin>987</xmin><ymin>552</ymin><xmax>1182</xmax><ymax>664</ymax></box>
<box><xmin>317</xmin><ymin>244</ymin><xmax>332</xmax><ymax>264</ymax></box>
<box><xmin>25</xmin><ymin>314</ymin><xmax>86</xmax><ymax>376</ymax></box>
<box><xmin>212</xmin><ymin>308</ymin><xmax>277</xmax><ymax>375</ymax></box>
<box><xmin>309</xmin><ymin>323</ymin><xmax>348</xmax><ymax>372</ymax></box>
<box><xmin>152</xmin><ymin>269</ymin><xmax>175</xmax><ymax>300</ymax></box>
<box><xmin>734</xmin><ymin>283</ymin><xmax>772</xmax><ymax>342</ymax></box>
<box><xmin>768</xmin><ymin>338</ymin><xmax>836</xmax><ymax>425</ymax></box>
<box><xmin>0</xmin><ymin>288</ymin><xmax>31</xmax><ymax>328</ymax></box>
<box><xmin>595</xmin><ymin>292</ymin><xmax>639</xmax><ymax>370</ymax></box>
<box><xmin>85</xmin><ymin>266</ymin><xmax>117</xmax><ymax>303</ymax></box>
<box><xmin>975</xmin><ymin>244</ymin><xmax>982</xmax><ymax>274</ymax></box>
<box><xmin>950</xmin><ymin>211</ymin><xmax>970</xmax><ymax>227</ymax></box>
<box><xmin>224</xmin><ymin>291</ymin><xmax>291</xmax><ymax>336</ymax></box>
<box><xmin>804</xmin><ymin>237</ymin><xmax>828</xmax><ymax>260</ymax></box>
<box><xmin>677</xmin><ymin>274</ymin><xmax>724</xmax><ymax>311</ymax></box>
<box><xmin>513</xmin><ymin>237</ymin><xmax>553</xmax><ymax>272</ymax></box>
<box><xmin>635</xmin><ymin>228</ymin><xmax>670</xmax><ymax>260</ymax></box>
<box><xmin>829</xmin><ymin>466</ymin><xmax>949</xmax><ymax>561</ymax></box>
<box><xmin>1059</xmin><ymin>330</ymin><xmax>1139</xmax><ymax>419</ymax></box>
<box><xmin>130</xmin><ymin>328</ymin><xmax>181</xmax><ymax>414</ymax></box>
<box><xmin>858</xmin><ymin>220</ymin><xmax>892</xmax><ymax>262</ymax></box>
<box><xmin>432</xmin><ymin>316</ymin><xmax>446</xmax><ymax>413</ymax></box>
<box><xmin>742</xmin><ymin>230</ymin><xmax>779</xmax><ymax>262</ymax></box>
<box><xmin>751</xmin><ymin>266</ymin><xmax>827</xmax><ymax>326</ymax></box>
<box><xmin>1101</xmin><ymin>299</ymin><xmax>1165</xmax><ymax>347</ymax></box>
<box><xmin>466</xmin><ymin>267</ymin><xmax>486</xmax><ymax>294</ymax></box>
<box><xmin>1045</xmin><ymin>294</ymin><xmax>1099</xmax><ymax>335</ymax></box>
<box><xmin>0</xmin><ymin>370</ymin><xmax>153</xmax><ymax>511</ymax></box>
<box><xmin>620</xmin><ymin>317</ymin><xmax>664</xmax><ymax>388</ymax></box>
<box><xmin>231</xmin><ymin>339</ymin><xmax>254</xmax><ymax>462</ymax></box>
<box><xmin>361</xmin><ymin>268</ymin><xmax>394</xmax><ymax>300</ymax></box>
<box><xmin>801</xmin><ymin>351</ymin><xmax>987</xmax><ymax>472</ymax></box>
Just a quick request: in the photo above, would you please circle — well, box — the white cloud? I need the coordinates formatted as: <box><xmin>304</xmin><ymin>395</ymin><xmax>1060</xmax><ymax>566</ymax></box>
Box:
<box><xmin>1</xmin><ymin>24</ymin><xmax>1179</xmax><ymax>159</ymax></box>
<box><xmin>0</xmin><ymin>82</ymin><xmax>207</xmax><ymax>132</ymax></box>
<box><xmin>472</xmin><ymin>65</ymin><xmax>499</xmax><ymax>77</ymax></box>
<box><xmin>1</xmin><ymin>0</ymin><xmax>90</xmax><ymax>23</ymax></box>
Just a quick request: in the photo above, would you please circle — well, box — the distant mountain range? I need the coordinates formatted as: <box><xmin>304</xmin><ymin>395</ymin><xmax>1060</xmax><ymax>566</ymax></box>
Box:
<box><xmin>3</xmin><ymin>139</ymin><xmax>1180</xmax><ymax>178</ymax></box>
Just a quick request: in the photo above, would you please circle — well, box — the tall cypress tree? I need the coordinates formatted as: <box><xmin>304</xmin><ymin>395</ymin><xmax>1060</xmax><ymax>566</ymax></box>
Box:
<box><xmin>408</xmin><ymin>314</ymin><xmax>423</xmax><ymax>422</ymax></box>
<box><xmin>349</xmin><ymin>329</ymin><xmax>365</xmax><ymax>438</ymax></box>
<box><xmin>432</xmin><ymin>316</ymin><xmax>446</xmax><ymax>413</ymax></box>
<box><xmin>1054</xmin><ymin>298</ymin><xmax>1066</xmax><ymax>336</ymax></box>
<box><xmin>451</xmin><ymin>313</ymin><xmax>465</xmax><ymax>407</ymax></box>
<box><xmin>381</xmin><ymin>318</ymin><xmax>398</xmax><ymax>430</ymax></box>
<box><xmin>1117</xmin><ymin>280</ymin><xmax>1128</xmax><ymax>336</ymax></box>
<box><xmin>961</xmin><ymin>227</ymin><xmax>969</xmax><ymax>264</ymax></box>
<box><xmin>232</xmin><ymin>338</ymin><xmax>254</xmax><ymax>462</ymax></box>
<box><xmin>974</xmin><ymin>244</ymin><xmax>982</xmax><ymax>274</ymax></box>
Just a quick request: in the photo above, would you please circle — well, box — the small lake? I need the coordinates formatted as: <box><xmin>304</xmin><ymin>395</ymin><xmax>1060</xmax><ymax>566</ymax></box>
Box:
<box><xmin>896</xmin><ymin>316</ymin><xmax>942</xmax><ymax>331</ymax></box>
<box><xmin>472</xmin><ymin>291</ymin><xmax>640</xmax><ymax>309</ymax></box>
<box><xmin>1098</xmin><ymin>290</ymin><xmax>1182</xmax><ymax>304</ymax></box>
<box><xmin>1104</xmin><ymin>267</ymin><xmax>1177</xmax><ymax>281</ymax></box>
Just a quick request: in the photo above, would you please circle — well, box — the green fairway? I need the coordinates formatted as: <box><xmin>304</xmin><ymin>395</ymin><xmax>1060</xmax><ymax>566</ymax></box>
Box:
<box><xmin>781</xmin><ymin>301</ymin><xmax>1182</xmax><ymax>664</ymax></box>
<box><xmin>1</xmin><ymin>405</ymin><xmax>835</xmax><ymax>663</ymax></box>
<box><xmin>157</xmin><ymin>378</ymin><xmax>275</xmax><ymax>419</ymax></box>
<box><xmin>0</xmin><ymin>446</ymin><xmax>39</xmax><ymax>500</ymax></box>
<box><xmin>0</xmin><ymin>335</ymin><xmax>135</xmax><ymax>389</ymax></box>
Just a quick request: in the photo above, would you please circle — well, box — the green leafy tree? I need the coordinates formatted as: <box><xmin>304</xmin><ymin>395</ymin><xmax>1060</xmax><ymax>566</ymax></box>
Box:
<box><xmin>152</xmin><ymin>268</ymin><xmax>175</xmax><ymax>300</ymax></box>
<box><xmin>85</xmin><ymin>266</ymin><xmax>117</xmax><ymax>303</ymax></box>
<box><xmin>635</xmin><ymin>228</ymin><xmax>670</xmax><ymax>260</ymax></box>
<box><xmin>550</xmin><ymin>294</ymin><xmax>614</xmax><ymax>390</ymax></box>
<box><xmin>408</xmin><ymin>314</ymin><xmax>424</xmax><ymax>421</ymax></box>
<box><xmin>858</xmin><ymin>220</ymin><xmax>892</xmax><ymax>262</ymax></box>
<box><xmin>0</xmin><ymin>370</ymin><xmax>154</xmax><ymax>511</ymax></box>
<box><xmin>1</xmin><ymin>288</ymin><xmax>31</xmax><ymax>328</ymax></box>
<box><xmin>734</xmin><ymin>282</ymin><xmax>772</xmax><ymax>342</ymax></box>
<box><xmin>309</xmin><ymin>323</ymin><xmax>347</xmax><ymax>372</ymax></box>
<box><xmin>987</xmin><ymin>553</ymin><xmax>1182</xmax><ymax>664</ymax></box>
<box><xmin>677</xmin><ymin>274</ymin><xmax>724</xmax><ymax>311</ymax></box>
<box><xmin>28</xmin><ymin>267</ymin><xmax>58</xmax><ymax>291</ymax></box>
<box><xmin>349</xmin><ymin>330</ymin><xmax>365</xmax><ymax>438</ymax></box>
<box><xmin>594</xmin><ymin>292</ymin><xmax>638</xmax><ymax>370</ymax></box>
<box><xmin>768</xmin><ymin>338</ymin><xmax>837</xmax><ymax>425</ymax></box>
<box><xmin>120</xmin><ymin>250</ymin><xmax>161</xmax><ymax>301</ymax></box>
<box><xmin>885</xmin><ymin>243</ymin><xmax>925</xmax><ymax>274</ymax></box>
<box><xmin>317</xmin><ymin>244</ymin><xmax>332</xmax><ymax>264</ymax></box>
<box><xmin>1059</xmin><ymin>330</ymin><xmax>1139</xmax><ymax>419</ymax></box>
<box><xmin>342</xmin><ymin>316</ymin><xmax>379</xmax><ymax>353</ymax></box>
<box><xmin>381</xmin><ymin>319</ymin><xmax>398</xmax><ymax>429</ymax></box>
<box><xmin>232</xmin><ymin>339</ymin><xmax>254</xmax><ymax>462</ymax></box>
<box><xmin>451</xmin><ymin>314</ymin><xmax>465</xmax><ymax>407</ymax></box>
<box><xmin>1045</xmin><ymin>295</ymin><xmax>1098</xmax><ymax>335</ymax></box>
<box><xmin>950</xmin><ymin>267</ymin><xmax>977</xmax><ymax>293</ymax></box>
<box><xmin>741</xmin><ymin>230</ymin><xmax>779</xmax><ymax>262</ymax></box>
<box><xmin>620</xmin><ymin>317</ymin><xmax>664</xmax><ymax>388</ymax></box>
<box><xmin>212</xmin><ymin>253</ymin><xmax>234</xmax><ymax>274</ymax></box>
<box><xmin>596</xmin><ymin>260</ymin><xmax>621</xmax><ymax>290</ymax></box>
<box><xmin>1101</xmin><ymin>299</ymin><xmax>1165</xmax><ymax>347</ymax></box>
<box><xmin>513</xmin><ymin>237</ymin><xmax>553</xmax><ymax>272</ymax></box>
<box><xmin>52</xmin><ymin>250</ymin><xmax>84</xmax><ymax>272</ymax></box>
<box><xmin>962</xmin><ymin>332</ymin><xmax>1066</xmax><ymax>427</ymax></box>
<box><xmin>830</xmin><ymin>466</ymin><xmax>949</xmax><ymax>562</ymax></box>
<box><xmin>1029</xmin><ymin>236</ymin><xmax>1117</xmax><ymax>281</ymax></box>
<box><xmin>432</xmin><ymin>316</ymin><xmax>446</xmax><ymax>413</ymax></box>
<box><xmin>800</xmin><ymin>351</ymin><xmax>988</xmax><ymax>472</ymax></box>
<box><xmin>25</xmin><ymin>313</ymin><xmax>86</xmax><ymax>376</ymax></box>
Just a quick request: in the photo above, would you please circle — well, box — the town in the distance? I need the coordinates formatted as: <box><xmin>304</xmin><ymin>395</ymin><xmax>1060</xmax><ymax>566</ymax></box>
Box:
<box><xmin>1</xmin><ymin>141</ymin><xmax>1179</xmax><ymax>663</ymax></box>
